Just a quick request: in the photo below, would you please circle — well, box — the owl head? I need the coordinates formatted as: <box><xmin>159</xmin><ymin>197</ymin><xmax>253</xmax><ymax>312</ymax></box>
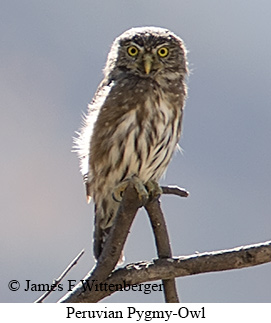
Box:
<box><xmin>104</xmin><ymin>27</ymin><xmax>188</xmax><ymax>80</ymax></box>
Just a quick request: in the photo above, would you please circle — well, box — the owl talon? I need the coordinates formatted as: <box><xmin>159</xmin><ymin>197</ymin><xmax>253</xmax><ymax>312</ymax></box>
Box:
<box><xmin>145</xmin><ymin>180</ymin><xmax>162</xmax><ymax>201</ymax></box>
<box><xmin>112</xmin><ymin>181</ymin><xmax>128</xmax><ymax>202</ymax></box>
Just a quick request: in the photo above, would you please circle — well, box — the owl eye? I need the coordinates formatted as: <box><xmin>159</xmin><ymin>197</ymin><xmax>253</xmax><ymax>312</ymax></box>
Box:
<box><xmin>157</xmin><ymin>47</ymin><xmax>169</xmax><ymax>57</ymax></box>
<box><xmin>127</xmin><ymin>46</ymin><xmax>139</xmax><ymax>57</ymax></box>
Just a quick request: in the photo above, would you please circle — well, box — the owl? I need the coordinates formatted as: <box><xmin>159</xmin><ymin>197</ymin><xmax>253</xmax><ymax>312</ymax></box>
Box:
<box><xmin>75</xmin><ymin>26</ymin><xmax>188</xmax><ymax>262</ymax></box>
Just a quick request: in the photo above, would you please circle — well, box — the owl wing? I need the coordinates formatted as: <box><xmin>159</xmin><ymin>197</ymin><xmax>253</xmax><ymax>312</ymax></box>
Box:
<box><xmin>74</xmin><ymin>80</ymin><xmax>113</xmax><ymax>201</ymax></box>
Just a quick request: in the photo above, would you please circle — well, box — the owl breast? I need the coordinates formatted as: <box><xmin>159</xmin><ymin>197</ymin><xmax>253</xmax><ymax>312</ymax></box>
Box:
<box><xmin>111</xmin><ymin>96</ymin><xmax>180</xmax><ymax>182</ymax></box>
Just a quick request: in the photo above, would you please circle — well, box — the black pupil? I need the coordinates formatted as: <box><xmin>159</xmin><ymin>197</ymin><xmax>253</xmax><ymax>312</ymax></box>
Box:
<box><xmin>131</xmin><ymin>47</ymin><xmax>137</xmax><ymax>54</ymax></box>
<box><xmin>160</xmin><ymin>49</ymin><xmax>165</xmax><ymax>55</ymax></box>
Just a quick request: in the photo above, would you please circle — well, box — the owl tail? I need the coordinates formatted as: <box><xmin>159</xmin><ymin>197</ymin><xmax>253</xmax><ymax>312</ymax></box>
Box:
<box><xmin>93</xmin><ymin>211</ymin><xmax>124</xmax><ymax>265</ymax></box>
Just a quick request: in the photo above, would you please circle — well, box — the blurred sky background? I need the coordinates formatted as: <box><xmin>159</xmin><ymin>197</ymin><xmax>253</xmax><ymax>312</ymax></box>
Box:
<box><xmin>1</xmin><ymin>0</ymin><xmax>271</xmax><ymax>303</ymax></box>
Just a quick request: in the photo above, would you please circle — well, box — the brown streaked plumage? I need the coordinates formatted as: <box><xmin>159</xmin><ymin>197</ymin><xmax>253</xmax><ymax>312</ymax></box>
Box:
<box><xmin>75</xmin><ymin>26</ymin><xmax>188</xmax><ymax>261</ymax></box>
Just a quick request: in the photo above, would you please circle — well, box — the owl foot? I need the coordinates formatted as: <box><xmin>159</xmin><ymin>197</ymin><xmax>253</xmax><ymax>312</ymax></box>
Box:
<box><xmin>145</xmin><ymin>179</ymin><xmax>163</xmax><ymax>201</ymax></box>
<box><xmin>112</xmin><ymin>176</ymin><xmax>149</xmax><ymax>203</ymax></box>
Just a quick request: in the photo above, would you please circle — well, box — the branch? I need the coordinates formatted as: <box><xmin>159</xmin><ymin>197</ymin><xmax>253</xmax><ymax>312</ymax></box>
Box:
<box><xmin>35</xmin><ymin>249</ymin><xmax>84</xmax><ymax>303</ymax></box>
<box><xmin>59</xmin><ymin>182</ymin><xmax>143</xmax><ymax>303</ymax></box>
<box><xmin>59</xmin><ymin>240</ymin><xmax>271</xmax><ymax>302</ymax></box>
<box><xmin>145</xmin><ymin>198</ymin><xmax>179</xmax><ymax>302</ymax></box>
<box><xmin>144</xmin><ymin>185</ymin><xmax>189</xmax><ymax>302</ymax></box>
<box><xmin>161</xmin><ymin>185</ymin><xmax>189</xmax><ymax>198</ymax></box>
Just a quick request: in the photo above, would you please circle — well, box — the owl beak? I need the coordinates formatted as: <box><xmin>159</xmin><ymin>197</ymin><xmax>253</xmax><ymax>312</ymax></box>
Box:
<box><xmin>144</xmin><ymin>55</ymin><xmax>153</xmax><ymax>75</ymax></box>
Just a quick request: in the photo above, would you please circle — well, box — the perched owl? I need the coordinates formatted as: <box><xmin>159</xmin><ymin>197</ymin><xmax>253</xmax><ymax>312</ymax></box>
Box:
<box><xmin>75</xmin><ymin>27</ymin><xmax>188</xmax><ymax>262</ymax></box>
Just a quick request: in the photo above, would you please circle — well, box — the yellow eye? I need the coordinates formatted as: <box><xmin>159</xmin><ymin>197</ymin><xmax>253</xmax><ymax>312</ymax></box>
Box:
<box><xmin>127</xmin><ymin>46</ymin><xmax>139</xmax><ymax>56</ymax></box>
<box><xmin>157</xmin><ymin>47</ymin><xmax>169</xmax><ymax>57</ymax></box>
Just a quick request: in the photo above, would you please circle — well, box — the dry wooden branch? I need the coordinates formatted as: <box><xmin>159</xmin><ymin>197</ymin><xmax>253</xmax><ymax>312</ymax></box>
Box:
<box><xmin>161</xmin><ymin>185</ymin><xmax>189</xmax><ymax>198</ymax></box>
<box><xmin>59</xmin><ymin>182</ymin><xmax>143</xmax><ymax>303</ymax></box>
<box><xmin>59</xmin><ymin>240</ymin><xmax>271</xmax><ymax>302</ymax></box>
<box><xmin>145</xmin><ymin>198</ymin><xmax>179</xmax><ymax>302</ymax></box>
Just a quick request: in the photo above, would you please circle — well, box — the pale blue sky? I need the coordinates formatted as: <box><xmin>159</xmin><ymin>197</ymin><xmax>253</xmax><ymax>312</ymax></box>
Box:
<box><xmin>1</xmin><ymin>0</ymin><xmax>271</xmax><ymax>302</ymax></box>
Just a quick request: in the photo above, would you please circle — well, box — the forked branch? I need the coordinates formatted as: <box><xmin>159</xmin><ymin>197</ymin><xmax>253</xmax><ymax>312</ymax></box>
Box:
<box><xmin>58</xmin><ymin>184</ymin><xmax>188</xmax><ymax>303</ymax></box>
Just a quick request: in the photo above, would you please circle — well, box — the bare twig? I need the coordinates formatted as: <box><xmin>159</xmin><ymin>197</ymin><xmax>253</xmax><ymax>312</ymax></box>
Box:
<box><xmin>59</xmin><ymin>240</ymin><xmax>271</xmax><ymax>302</ymax></box>
<box><xmin>145</xmin><ymin>198</ymin><xmax>179</xmax><ymax>302</ymax></box>
<box><xmin>161</xmin><ymin>185</ymin><xmax>189</xmax><ymax>198</ymax></box>
<box><xmin>35</xmin><ymin>249</ymin><xmax>84</xmax><ymax>303</ymax></box>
